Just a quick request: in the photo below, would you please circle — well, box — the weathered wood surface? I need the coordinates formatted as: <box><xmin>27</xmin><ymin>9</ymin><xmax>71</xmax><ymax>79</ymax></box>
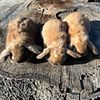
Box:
<box><xmin>0</xmin><ymin>0</ymin><xmax>100</xmax><ymax>100</ymax></box>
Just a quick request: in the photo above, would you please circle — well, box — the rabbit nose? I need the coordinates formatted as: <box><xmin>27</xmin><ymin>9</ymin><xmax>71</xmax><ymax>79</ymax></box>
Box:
<box><xmin>48</xmin><ymin>59</ymin><xmax>60</xmax><ymax>65</ymax></box>
<box><xmin>81</xmin><ymin>52</ymin><xmax>87</xmax><ymax>57</ymax></box>
<box><xmin>51</xmin><ymin>61</ymin><xmax>62</xmax><ymax>65</ymax></box>
<box><xmin>81</xmin><ymin>49</ymin><xmax>88</xmax><ymax>57</ymax></box>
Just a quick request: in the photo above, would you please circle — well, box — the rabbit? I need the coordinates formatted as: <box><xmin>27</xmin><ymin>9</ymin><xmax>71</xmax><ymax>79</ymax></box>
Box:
<box><xmin>63</xmin><ymin>12</ymin><xmax>98</xmax><ymax>56</ymax></box>
<box><xmin>37</xmin><ymin>19</ymin><xmax>81</xmax><ymax>65</ymax></box>
<box><xmin>0</xmin><ymin>17</ymin><xmax>42</xmax><ymax>62</ymax></box>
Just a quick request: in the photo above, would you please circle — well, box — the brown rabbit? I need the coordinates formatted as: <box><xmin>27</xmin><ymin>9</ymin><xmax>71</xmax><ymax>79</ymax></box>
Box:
<box><xmin>37</xmin><ymin>19</ymin><xmax>81</xmax><ymax>65</ymax></box>
<box><xmin>0</xmin><ymin>17</ymin><xmax>42</xmax><ymax>62</ymax></box>
<box><xmin>63</xmin><ymin>12</ymin><xmax>98</xmax><ymax>56</ymax></box>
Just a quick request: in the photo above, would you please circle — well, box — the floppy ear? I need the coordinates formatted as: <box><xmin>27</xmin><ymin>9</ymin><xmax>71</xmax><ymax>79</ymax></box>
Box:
<box><xmin>66</xmin><ymin>48</ymin><xmax>82</xmax><ymax>58</ymax></box>
<box><xmin>36</xmin><ymin>47</ymin><xmax>51</xmax><ymax>59</ymax></box>
<box><xmin>0</xmin><ymin>48</ymin><xmax>10</xmax><ymax>62</ymax></box>
<box><xmin>24</xmin><ymin>44</ymin><xmax>42</xmax><ymax>54</ymax></box>
<box><xmin>88</xmin><ymin>40</ymin><xmax>99</xmax><ymax>55</ymax></box>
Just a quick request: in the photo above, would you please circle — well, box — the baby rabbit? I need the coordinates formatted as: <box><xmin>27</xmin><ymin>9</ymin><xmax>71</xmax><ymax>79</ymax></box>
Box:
<box><xmin>63</xmin><ymin>12</ymin><xmax>98</xmax><ymax>56</ymax></box>
<box><xmin>37</xmin><ymin>19</ymin><xmax>81</xmax><ymax>65</ymax></box>
<box><xmin>0</xmin><ymin>17</ymin><xmax>42</xmax><ymax>62</ymax></box>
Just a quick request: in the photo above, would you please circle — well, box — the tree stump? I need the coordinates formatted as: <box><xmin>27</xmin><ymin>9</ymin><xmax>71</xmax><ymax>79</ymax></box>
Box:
<box><xmin>0</xmin><ymin>0</ymin><xmax>100</xmax><ymax>100</ymax></box>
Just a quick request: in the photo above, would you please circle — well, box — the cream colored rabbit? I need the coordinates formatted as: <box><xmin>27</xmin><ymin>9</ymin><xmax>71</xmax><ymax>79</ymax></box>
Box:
<box><xmin>63</xmin><ymin>12</ymin><xmax>98</xmax><ymax>56</ymax></box>
<box><xmin>37</xmin><ymin>19</ymin><xmax>81</xmax><ymax>65</ymax></box>
<box><xmin>0</xmin><ymin>17</ymin><xmax>42</xmax><ymax>62</ymax></box>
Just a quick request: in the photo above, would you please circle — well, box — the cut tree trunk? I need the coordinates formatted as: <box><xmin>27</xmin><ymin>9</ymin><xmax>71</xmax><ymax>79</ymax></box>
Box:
<box><xmin>0</xmin><ymin>0</ymin><xmax>100</xmax><ymax>100</ymax></box>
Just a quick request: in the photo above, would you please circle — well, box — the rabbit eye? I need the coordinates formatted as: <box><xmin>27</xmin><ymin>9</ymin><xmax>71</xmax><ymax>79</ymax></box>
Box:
<box><xmin>61</xmin><ymin>35</ymin><xmax>65</xmax><ymax>39</ymax></box>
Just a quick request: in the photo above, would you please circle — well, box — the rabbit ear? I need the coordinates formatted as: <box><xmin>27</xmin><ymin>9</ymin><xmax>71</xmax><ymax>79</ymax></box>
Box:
<box><xmin>36</xmin><ymin>47</ymin><xmax>51</xmax><ymax>59</ymax></box>
<box><xmin>0</xmin><ymin>48</ymin><xmax>10</xmax><ymax>62</ymax></box>
<box><xmin>24</xmin><ymin>44</ymin><xmax>42</xmax><ymax>54</ymax></box>
<box><xmin>66</xmin><ymin>48</ymin><xmax>81</xmax><ymax>58</ymax></box>
<box><xmin>88</xmin><ymin>40</ymin><xmax>99</xmax><ymax>55</ymax></box>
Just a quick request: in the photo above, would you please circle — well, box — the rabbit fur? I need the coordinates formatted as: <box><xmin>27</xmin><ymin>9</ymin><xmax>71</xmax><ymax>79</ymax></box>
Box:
<box><xmin>37</xmin><ymin>19</ymin><xmax>81</xmax><ymax>65</ymax></box>
<box><xmin>0</xmin><ymin>17</ymin><xmax>42</xmax><ymax>62</ymax></box>
<box><xmin>63</xmin><ymin>12</ymin><xmax>98</xmax><ymax>56</ymax></box>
